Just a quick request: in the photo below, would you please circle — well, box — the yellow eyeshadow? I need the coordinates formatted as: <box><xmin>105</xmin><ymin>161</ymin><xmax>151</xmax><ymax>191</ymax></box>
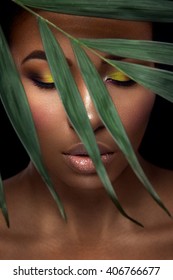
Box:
<box><xmin>41</xmin><ymin>74</ymin><xmax>54</xmax><ymax>83</ymax></box>
<box><xmin>108</xmin><ymin>71</ymin><xmax>130</xmax><ymax>82</ymax></box>
<box><xmin>40</xmin><ymin>71</ymin><xmax>130</xmax><ymax>83</ymax></box>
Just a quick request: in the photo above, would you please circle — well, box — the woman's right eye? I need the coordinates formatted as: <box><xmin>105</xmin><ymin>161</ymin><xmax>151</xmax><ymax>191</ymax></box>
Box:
<box><xmin>29</xmin><ymin>73</ymin><xmax>55</xmax><ymax>90</ymax></box>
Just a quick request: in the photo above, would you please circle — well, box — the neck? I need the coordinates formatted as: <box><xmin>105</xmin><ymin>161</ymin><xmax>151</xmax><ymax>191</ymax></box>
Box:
<box><xmin>26</xmin><ymin>162</ymin><xmax>130</xmax><ymax>242</ymax></box>
<box><xmin>61</xmin><ymin>185</ymin><xmax>120</xmax><ymax>239</ymax></box>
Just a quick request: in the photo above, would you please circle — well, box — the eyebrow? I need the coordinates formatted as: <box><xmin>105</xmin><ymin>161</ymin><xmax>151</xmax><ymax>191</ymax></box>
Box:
<box><xmin>22</xmin><ymin>49</ymin><xmax>73</xmax><ymax>66</ymax></box>
<box><xmin>22</xmin><ymin>50</ymin><xmax>47</xmax><ymax>64</ymax></box>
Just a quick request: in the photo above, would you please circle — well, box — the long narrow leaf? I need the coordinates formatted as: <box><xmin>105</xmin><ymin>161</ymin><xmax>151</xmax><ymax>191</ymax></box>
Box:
<box><xmin>80</xmin><ymin>39</ymin><xmax>173</xmax><ymax>66</ymax></box>
<box><xmin>0</xmin><ymin>27</ymin><xmax>66</xmax><ymax>220</ymax></box>
<box><xmin>107</xmin><ymin>60</ymin><xmax>173</xmax><ymax>103</ymax></box>
<box><xmin>0</xmin><ymin>174</ymin><xmax>9</xmax><ymax>227</ymax></box>
<box><xmin>38</xmin><ymin>18</ymin><xmax>143</xmax><ymax>227</ymax></box>
<box><xmin>14</xmin><ymin>0</ymin><xmax>173</xmax><ymax>22</ymax></box>
<box><xmin>72</xmin><ymin>41</ymin><xmax>171</xmax><ymax>217</ymax></box>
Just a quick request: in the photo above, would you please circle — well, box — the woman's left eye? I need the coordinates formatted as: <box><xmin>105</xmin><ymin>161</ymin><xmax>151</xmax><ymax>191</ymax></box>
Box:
<box><xmin>104</xmin><ymin>70</ymin><xmax>136</xmax><ymax>87</ymax></box>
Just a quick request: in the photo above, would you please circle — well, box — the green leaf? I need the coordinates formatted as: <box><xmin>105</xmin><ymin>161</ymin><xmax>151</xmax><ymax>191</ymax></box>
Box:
<box><xmin>0</xmin><ymin>174</ymin><xmax>9</xmax><ymax>227</ymax></box>
<box><xmin>72</xmin><ymin>41</ymin><xmax>171</xmax><ymax>217</ymax></box>
<box><xmin>0</xmin><ymin>26</ymin><xmax>66</xmax><ymax>220</ymax></box>
<box><xmin>38</xmin><ymin>18</ymin><xmax>143</xmax><ymax>227</ymax></box>
<box><xmin>107</xmin><ymin>60</ymin><xmax>173</xmax><ymax>103</ymax></box>
<box><xmin>13</xmin><ymin>0</ymin><xmax>173</xmax><ymax>22</ymax></box>
<box><xmin>80</xmin><ymin>39</ymin><xmax>173</xmax><ymax>66</ymax></box>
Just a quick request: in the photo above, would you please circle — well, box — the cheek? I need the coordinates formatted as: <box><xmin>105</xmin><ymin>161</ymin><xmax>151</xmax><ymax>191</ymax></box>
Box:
<box><xmin>31</xmin><ymin>103</ymin><xmax>58</xmax><ymax>132</ymax></box>
<box><xmin>25</xmin><ymin>90</ymin><xmax>67</xmax><ymax>143</ymax></box>
<box><xmin>110</xmin><ymin>86</ymin><xmax>155</xmax><ymax>146</ymax></box>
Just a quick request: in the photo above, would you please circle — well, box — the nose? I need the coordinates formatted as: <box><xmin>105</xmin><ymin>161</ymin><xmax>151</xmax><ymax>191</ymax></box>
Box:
<box><xmin>68</xmin><ymin>74</ymin><xmax>104</xmax><ymax>133</ymax></box>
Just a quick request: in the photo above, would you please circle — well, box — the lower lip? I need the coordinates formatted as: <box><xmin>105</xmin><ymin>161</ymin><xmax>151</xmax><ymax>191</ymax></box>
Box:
<box><xmin>63</xmin><ymin>153</ymin><xmax>115</xmax><ymax>174</ymax></box>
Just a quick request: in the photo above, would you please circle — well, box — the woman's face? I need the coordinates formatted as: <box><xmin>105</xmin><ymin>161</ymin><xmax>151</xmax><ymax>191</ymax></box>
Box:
<box><xmin>10</xmin><ymin>12</ymin><xmax>155</xmax><ymax>190</ymax></box>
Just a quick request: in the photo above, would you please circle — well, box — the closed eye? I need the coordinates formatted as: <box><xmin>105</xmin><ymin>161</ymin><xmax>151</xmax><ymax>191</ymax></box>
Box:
<box><xmin>104</xmin><ymin>70</ymin><xmax>136</xmax><ymax>87</ymax></box>
<box><xmin>28</xmin><ymin>73</ymin><xmax>55</xmax><ymax>90</ymax></box>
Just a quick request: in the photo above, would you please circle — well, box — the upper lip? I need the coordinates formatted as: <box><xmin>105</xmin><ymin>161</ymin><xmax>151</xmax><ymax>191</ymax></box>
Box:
<box><xmin>63</xmin><ymin>142</ymin><xmax>115</xmax><ymax>156</ymax></box>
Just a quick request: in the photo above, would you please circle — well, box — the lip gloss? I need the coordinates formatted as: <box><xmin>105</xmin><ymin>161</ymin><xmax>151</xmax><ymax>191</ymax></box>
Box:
<box><xmin>63</xmin><ymin>153</ymin><xmax>115</xmax><ymax>174</ymax></box>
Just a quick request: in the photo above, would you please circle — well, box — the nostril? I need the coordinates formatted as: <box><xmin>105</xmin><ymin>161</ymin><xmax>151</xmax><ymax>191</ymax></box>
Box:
<box><xmin>93</xmin><ymin>124</ymin><xmax>105</xmax><ymax>134</ymax></box>
<box><xmin>67</xmin><ymin>112</ymin><xmax>104</xmax><ymax>133</ymax></box>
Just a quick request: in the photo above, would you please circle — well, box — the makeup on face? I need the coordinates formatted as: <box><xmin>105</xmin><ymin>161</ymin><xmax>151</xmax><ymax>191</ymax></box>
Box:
<box><xmin>11</xmin><ymin>12</ymin><xmax>154</xmax><ymax>188</ymax></box>
<box><xmin>21</xmin><ymin>50</ymin><xmax>138</xmax><ymax>90</ymax></box>
<box><xmin>105</xmin><ymin>70</ymin><xmax>136</xmax><ymax>87</ymax></box>
<box><xmin>28</xmin><ymin>72</ymin><xmax>55</xmax><ymax>89</ymax></box>
<box><xmin>63</xmin><ymin>142</ymin><xmax>117</xmax><ymax>174</ymax></box>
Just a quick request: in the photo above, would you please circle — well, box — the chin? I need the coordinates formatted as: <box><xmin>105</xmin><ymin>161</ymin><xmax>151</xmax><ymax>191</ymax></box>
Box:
<box><xmin>54</xmin><ymin>163</ymin><xmax>127</xmax><ymax>192</ymax></box>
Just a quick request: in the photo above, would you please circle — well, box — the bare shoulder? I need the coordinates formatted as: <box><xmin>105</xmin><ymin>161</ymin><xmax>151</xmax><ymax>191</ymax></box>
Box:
<box><xmin>0</xmin><ymin>168</ymin><xmax>43</xmax><ymax>259</ymax></box>
<box><xmin>1</xmin><ymin>168</ymin><xmax>29</xmax><ymax>215</ymax></box>
<box><xmin>0</xmin><ymin>168</ymin><xmax>32</xmax><ymax>226</ymax></box>
<box><xmin>2</xmin><ymin>169</ymin><xmax>27</xmax><ymax>195</ymax></box>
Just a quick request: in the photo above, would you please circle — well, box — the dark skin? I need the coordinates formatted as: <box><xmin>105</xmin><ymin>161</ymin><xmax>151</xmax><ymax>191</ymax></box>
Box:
<box><xmin>1</xmin><ymin>160</ymin><xmax>173</xmax><ymax>260</ymax></box>
<box><xmin>1</xmin><ymin>12</ymin><xmax>173</xmax><ymax>260</ymax></box>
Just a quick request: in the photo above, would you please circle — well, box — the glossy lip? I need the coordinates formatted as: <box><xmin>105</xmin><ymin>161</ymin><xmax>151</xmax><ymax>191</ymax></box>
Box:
<box><xmin>63</xmin><ymin>143</ymin><xmax>117</xmax><ymax>174</ymax></box>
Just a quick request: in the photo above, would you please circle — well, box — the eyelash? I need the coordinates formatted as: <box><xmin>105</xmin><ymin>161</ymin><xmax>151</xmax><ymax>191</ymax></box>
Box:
<box><xmin>31</xmin><ymin>77</ymin><xmax>55</xmax><ymax>90</ymax></box>
<box><xmin>104</xmin><ymin>70</ymin><xmax>136</xmax><ymax>87</ymax></box>
<box><xmin>105</xmin><ymin>77</ymin><xmax>135</xmax><ymax>87</ymax></box>
<box><xmin>29</xmin><ymin>71</ymin><xmax>136</xmax><ymax>90</ymax></box>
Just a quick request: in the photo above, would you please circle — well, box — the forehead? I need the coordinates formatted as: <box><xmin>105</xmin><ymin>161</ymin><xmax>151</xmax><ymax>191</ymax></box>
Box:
<box><xmin>41</xmin><ymin>12</ymin><xmax>152</xmax><ymax>39</ymax></box>
<box><xmin>11</xmin><ymin>11</ymin><xmax>152</xmax><ymax>43</ymax></box>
